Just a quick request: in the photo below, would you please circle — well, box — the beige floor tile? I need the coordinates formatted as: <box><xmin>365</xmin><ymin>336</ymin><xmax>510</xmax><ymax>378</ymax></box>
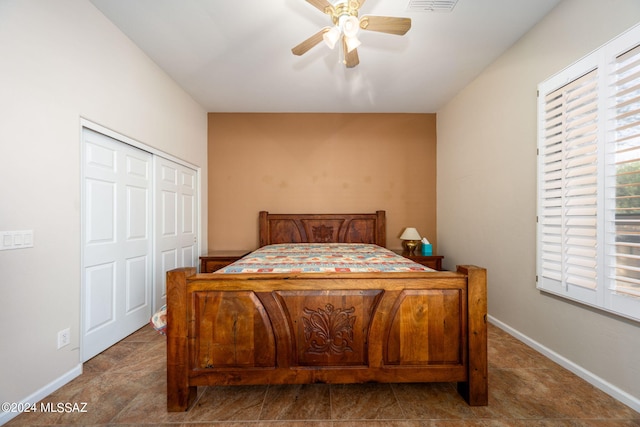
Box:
<box><xmin>186</xmin><ymin>385</ymin><xmax>268</xmax><ymax>422</ymax></box>
<box><xmin>260</xmin><ymin>383</ymin><xmax>332</xmax><ymax>420</ymax></box>
<box><xmin>330</xmin><ymin>383</ymin><xmax>406</xmax><ymax>420</ymax></box>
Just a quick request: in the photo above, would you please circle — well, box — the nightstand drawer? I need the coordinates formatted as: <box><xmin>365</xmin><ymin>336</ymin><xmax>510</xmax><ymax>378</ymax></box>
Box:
<box><xmin>411</xmin><ymin>256</ymin><xmax>443</xmax><ymax>270</ymax></box>
<box><xmin>391</xmin><ymin>249</ymin><xmax>444</xmax><ymax>271</ymax></box>
<box><xmin>200</xmin><ymin>250</ymin><xmax>251</xmax><ymax>273</ymax></box>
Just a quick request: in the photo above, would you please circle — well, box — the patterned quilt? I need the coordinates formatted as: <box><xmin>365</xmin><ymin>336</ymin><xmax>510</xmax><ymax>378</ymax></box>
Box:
<box><xmin>151</xmin><ymin>244</ymin><xmax>433</xmax><ymax>333</ymax></box>
<box><xmin>215</xmin><ymin>243</ymin><xmax>433</xmax><ymax>274</ymax></box>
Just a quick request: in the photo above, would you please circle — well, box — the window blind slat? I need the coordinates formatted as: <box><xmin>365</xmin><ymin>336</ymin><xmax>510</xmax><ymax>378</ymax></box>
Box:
<box><xmin>615</xmin><ymin>43</ymin><xmax>640</xmax><ymax>66</ymax></box>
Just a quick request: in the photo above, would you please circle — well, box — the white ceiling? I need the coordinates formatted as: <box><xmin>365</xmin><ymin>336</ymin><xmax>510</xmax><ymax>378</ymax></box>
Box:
<box><xmin>89</xmin><ymin>0</ymin><xmax>562</xmax><ymax>113</ymax></box>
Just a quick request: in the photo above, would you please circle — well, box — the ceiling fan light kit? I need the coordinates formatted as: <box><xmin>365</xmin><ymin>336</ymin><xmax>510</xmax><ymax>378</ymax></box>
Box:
<box><xmin>323</xmin><ymin>25</ymin><xmax>341</xmax><ymax>49</ymax></box>
<box><xmin>292</xmin><ymin>0</ymin><xmax>411</xmax><ymax>68</ymax></box>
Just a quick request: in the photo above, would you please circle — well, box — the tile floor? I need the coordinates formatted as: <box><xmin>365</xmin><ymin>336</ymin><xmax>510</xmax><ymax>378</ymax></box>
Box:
<box><xmin>5</xmin><ymin>323</ymin><xmax>640</xmax><ymax>426</ymax></box>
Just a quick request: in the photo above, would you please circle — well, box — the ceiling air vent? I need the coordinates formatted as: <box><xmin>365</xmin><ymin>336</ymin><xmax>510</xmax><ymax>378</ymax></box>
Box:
<box><xmin>407</xmin><ymin>0</ymin><xmax>458</xmax><ymax>12</ymax></box>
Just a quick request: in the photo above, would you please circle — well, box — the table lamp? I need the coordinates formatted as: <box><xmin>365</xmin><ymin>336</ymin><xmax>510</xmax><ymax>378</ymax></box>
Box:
<box><xmin>400</xmin><ymin>227</ymin><xmax>421</xmax><ymax>255</ymax></box>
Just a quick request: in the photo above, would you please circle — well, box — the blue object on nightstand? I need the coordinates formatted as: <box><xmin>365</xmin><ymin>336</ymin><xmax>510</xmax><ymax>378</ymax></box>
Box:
<box><xmin>421</xmin><ymin>243</ymin><xmax>432</xmax><ymax>256</ymax></box>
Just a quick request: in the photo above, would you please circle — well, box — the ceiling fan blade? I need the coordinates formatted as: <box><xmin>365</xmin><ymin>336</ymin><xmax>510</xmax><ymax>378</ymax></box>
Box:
<box><xmin>359</xmin><ymin>15</ymin><xmax>412</xmax><ymax>35</ymax></box>
<box><xmin>342</xmin><ymin>38</ymin><xmax>360</xmax><ymax>68</ymax></box>
<box><xmin>292</xmin><ymin>27</ymin><xmax>330</xmax><ymax>56</ymax></box>
<box><xmin>306</xmin><ymin>0</ymin><xmax>333</xmax><ymax>14</ymax></box>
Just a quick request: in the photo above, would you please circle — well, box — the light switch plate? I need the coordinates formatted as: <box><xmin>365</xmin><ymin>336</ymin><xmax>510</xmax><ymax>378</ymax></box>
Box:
<box><xmin>2</xmin><ymin>233</ymin><xmax>12</xmax><ymax>248</ymax></box>
<box><xmin>0</xmin><ymin>230</ymin><xmax>34</xmax><ymax>250</ymax></box>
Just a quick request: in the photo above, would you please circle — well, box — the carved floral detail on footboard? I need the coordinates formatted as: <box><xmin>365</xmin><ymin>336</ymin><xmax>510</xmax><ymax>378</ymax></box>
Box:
<box><xmin>302</xmin><ymin>304</ymin><xmax>355</xmax><ymax>355</ymax></box>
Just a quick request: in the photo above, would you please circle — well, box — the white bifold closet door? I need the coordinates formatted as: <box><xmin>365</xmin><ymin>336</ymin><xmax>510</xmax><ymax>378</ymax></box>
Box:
<box><xmin>154</xmin><ymin>157</ymin><xmax>197</xmax><ymax>311</ymax></box>
<box><xmin>82</xmin><ymin>128</ymin><xmax>153</xmax><ymax>361</ymax></box>
<box><xmin>81</xmin><ymin>128</ymin><xmax>198</xmax><ymax>361</ymax></box>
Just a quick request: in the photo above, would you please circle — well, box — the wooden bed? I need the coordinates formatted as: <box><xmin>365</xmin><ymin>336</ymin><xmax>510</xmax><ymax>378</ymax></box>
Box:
<box><xmin>166</xmin><ymin>211</ymin><xmax>488</xmax><ymax>411</ymax></box>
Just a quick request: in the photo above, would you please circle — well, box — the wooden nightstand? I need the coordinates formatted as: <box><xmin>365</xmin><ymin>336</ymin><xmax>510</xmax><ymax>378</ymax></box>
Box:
<box><xmin>392</xmin><ymin>249</ymin><xmax>444</xmax><ymax>271</ymax></box>
<box><xmin>200</xmin><ymin>250</ymin><xmax>252</xmax><ymax>273</ymax></box>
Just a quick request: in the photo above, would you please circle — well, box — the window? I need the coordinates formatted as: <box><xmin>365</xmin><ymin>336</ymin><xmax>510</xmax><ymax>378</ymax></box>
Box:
<box><xmin>537</xmin><ymin>24</ymin><xmax>640</xmax><ymax>322</ymax></box>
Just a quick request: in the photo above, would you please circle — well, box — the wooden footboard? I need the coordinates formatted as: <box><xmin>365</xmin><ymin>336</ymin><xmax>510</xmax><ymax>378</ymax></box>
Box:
<box><xmin>166</xmin><ymin>266</ymin><xmax>487</xmax><ymax>411</ymax></box>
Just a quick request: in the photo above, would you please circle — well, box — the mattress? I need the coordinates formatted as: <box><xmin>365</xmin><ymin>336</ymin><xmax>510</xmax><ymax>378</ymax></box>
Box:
<box><xmin>215</xmin><ymin>243</ymin><xmax>433</xmax><ymax>274</ymax></box>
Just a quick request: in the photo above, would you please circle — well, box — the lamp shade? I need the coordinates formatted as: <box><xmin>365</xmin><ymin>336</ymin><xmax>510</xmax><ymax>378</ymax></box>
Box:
<box><xmin>342</xmin><ymin>15</ymin><xmax>360</xmax><ymax>38</ymax></box>
<box><xmin>344</xmin><ymin>35</ymin><xmax>361</xmax><ymax>52</ymax></box>
<box><xmin>400</xmin><ymin>227</ymin><xmax>421</xmax><ymax>240</ymax></box>
<box><xmin>323</xmin><ymin>25</ymin><xmax>341</xmax><ymax>49</ymax></box>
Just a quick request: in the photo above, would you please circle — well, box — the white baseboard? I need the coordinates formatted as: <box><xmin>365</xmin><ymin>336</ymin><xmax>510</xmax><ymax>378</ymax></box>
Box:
<box><xmin>488</xmin><ymin>315</ymin><xmax>640</xmax><ymax>413</ymax></box>
<box><xmin>0</xmin><ymin>364</ymin><xmax>82</xmax><ymax>426</ymax></box>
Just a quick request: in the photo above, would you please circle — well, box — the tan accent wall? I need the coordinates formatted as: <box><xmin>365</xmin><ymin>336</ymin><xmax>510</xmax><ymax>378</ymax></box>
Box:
<box><xmin>208</xmin><ymin>113</ymin><xmax>436</xmax><ymax>252</ymax></box>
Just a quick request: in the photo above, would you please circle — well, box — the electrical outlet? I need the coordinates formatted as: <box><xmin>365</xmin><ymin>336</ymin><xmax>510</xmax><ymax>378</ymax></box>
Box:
<box><xmin>57</xmin><ymin>328</ymin><xmax>70</xmax><ymax>349</ymax></box>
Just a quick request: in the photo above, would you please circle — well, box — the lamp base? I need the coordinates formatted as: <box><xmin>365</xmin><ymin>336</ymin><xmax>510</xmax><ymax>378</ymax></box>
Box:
<box><xmin>402</xmin><ymin>240</ymin><xmax>420</xmax><ymax>255</ymax></box>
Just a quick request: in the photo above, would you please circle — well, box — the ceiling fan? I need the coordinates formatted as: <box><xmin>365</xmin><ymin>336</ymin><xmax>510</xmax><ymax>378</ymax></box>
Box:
<box><xmin>292</xmin><ymin>0</ymin><xmax>411</xmax><ymax>68</ymax></box>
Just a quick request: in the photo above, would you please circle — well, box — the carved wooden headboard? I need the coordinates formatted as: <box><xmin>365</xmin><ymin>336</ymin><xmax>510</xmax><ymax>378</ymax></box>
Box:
<box><xmin>258</xmin><ymin>211</ymin><xmax>386</xmax><ymax>247</ymax></box>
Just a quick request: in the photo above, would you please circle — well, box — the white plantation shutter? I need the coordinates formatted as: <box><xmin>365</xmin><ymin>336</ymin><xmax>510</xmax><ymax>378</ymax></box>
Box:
<box><xmin>539</xmin><ymin>70</ymin><xmax>599</xmax><ymax>302</ymax></box>
<box><xmin>539</xmin><ymin>87</ymin><xmax>564</xmax><ymax>284</ymax></box>
<box><xmin>609</xmin><ymin>43</ymin><xmax>640</xmax><ymax>305</ymax></box>
<box><xmin>561</xmin><ymin>70</ymin><xmax>599</xmax><ymax>292</ymax></box>
<box><xmin>537</xmin><ymin>24</ymin><xmax>640</xmax><ymax>322</ymax></box>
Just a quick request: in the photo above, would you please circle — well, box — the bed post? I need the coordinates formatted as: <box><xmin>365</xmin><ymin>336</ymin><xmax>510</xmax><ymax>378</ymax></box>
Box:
<box><xmin>456</xmin><ymin>265</ymin><xmax>488</xmax><ymax>406</ymax></box>
<box><xmin>259</xmin><ymin>211</ymin><xmax>269</xmax><ymax>247</ymax></box>
<box><xmin>166</xmin><ymin>267</ymin><xmax>197</xmax><ymax>411</ymax></box>
<box><xmin>375</xmin><ymin>210</ymin><xmax>386</xmax><ymax>247</ymax></box>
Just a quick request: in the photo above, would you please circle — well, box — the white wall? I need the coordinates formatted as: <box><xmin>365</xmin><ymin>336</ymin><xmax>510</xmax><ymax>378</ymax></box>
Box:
<box><xmin>438</xmin><ymin>0</ymin><xmax>640</xmax><ymax>410</ymax></box>
<box><xmin>0</xmin><ymin>0</ymin><xmax>207</xmax><ymax>418</ymax></box>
